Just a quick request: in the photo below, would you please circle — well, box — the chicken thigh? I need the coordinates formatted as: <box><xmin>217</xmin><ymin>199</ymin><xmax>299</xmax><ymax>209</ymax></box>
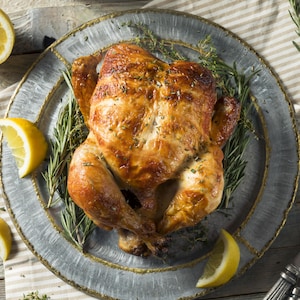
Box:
<box><xmin>67</xmin><ymin>43</ymin><xmax>240</xmax><ymax>256</ymax></box>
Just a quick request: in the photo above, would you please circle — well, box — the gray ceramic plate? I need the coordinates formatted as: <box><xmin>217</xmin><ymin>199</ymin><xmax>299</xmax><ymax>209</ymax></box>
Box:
<box><xmin>1</xmin><ymin>9</ymin><xmax>299</xmax><ymax>300</ymax></box>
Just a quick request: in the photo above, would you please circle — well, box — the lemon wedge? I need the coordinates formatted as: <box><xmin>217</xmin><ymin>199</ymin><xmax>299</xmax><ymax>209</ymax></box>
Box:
<box><xmin>0</xmin><ymin>9</ymin><xmax>15</xmax><ymax>64</ymax></box>
<box><xmin>0</xmin><ymin>217</ymin><xmax>12</xmax><ymax>261</ymax></box>
<box><xmin>196</xmin><ymin>229</ymin><xmax>240</xmax><ymax>288</ymax></box>
<box><xmin>0</xmin><ymin>118</ymin><xmax>48</xmax><ymax>178</ymax></box>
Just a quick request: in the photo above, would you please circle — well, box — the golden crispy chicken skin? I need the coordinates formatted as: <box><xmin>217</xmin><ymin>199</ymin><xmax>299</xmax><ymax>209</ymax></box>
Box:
<box><xmin>67</xmin><ymin>43</ymin><xmax>241</xmax><ymax>256</ymax></box>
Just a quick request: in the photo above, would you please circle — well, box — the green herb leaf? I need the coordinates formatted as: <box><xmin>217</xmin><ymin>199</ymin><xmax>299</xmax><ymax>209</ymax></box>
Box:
<box><xmin>20</xmin><ymin>291</ymin><xmax>50</xmax><ymax>300</ymax></box>
<box><xmin>289</xmin><ymin>0</ymin><xmax>300</xmax><ymax>51</ymax></box>
<box><xmin>42</xmin><ymin>70</ymin><xmax>95</xmax><ymax>250</ymax></box>
<box><xmin>126</xmin><ymin>21</ymin><xmax>187</xmax><ymax>61</ymax></box>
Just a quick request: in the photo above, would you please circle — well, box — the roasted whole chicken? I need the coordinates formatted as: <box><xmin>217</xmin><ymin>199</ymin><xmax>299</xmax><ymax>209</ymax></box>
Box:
<box><xmin>67</xmin><ymin>43</ymin><xmax>241</xmax><ymax>256</ymax></box>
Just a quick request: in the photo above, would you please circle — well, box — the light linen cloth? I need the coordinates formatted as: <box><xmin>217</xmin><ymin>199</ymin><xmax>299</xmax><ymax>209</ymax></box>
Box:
<box><xmin>0</xmin><ymin>0</ymin><xmax>299</xmax><ymax>299</ymax></box>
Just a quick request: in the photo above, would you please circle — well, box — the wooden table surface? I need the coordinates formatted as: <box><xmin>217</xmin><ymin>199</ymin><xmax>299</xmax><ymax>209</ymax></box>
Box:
<box><xmin>0</xmin><ymin>1</ymin><xmax>299</xmax><ymax>299</ymax></box>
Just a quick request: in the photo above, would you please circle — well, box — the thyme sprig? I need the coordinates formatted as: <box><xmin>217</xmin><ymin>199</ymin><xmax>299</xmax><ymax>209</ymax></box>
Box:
<box><xmin>126</xmin><ymin>21</ymin><xmax>187</xmax><ymax>61</ymax></box>
<box><xmin>289</xmin><ymin>0</ymin><xmax>300</xmax><ymax>51</ymax></box>
<box><xmin>42</xmin><ymin>71</ymin><xmax>95</xmax><ymax>250</ymax></box>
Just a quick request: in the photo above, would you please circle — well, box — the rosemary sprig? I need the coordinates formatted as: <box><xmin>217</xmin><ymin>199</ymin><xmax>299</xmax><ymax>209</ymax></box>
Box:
<box><xmin>60</xmin><ymin>190</ymin><xmax>95</xmax><ymax>249</ymax></box>
<box><xmin>42</xmin><ymin>71</ymin><xmax>95</xmax><ymax>250</ymax></box>
<box><xmin>289</xmin><ymin>0</ymin><xmax>300</xmax><ymax>51</ymax></box>
<box><xmin>211</xmin><ymin>63</ymin><xmax>258</xmax><ymax>208</ymax></box>
<box><xmin>42</xmin><ymin>71</ymin><xmax>86</xmax><ymax>208</ymax></box>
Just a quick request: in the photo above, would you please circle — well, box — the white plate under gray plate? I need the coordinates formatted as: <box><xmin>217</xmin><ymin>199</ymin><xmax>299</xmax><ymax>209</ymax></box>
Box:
<box><xmin>1</xmin><ymin>9</ymin><xmax>299</xmax><ymax>300</ymax></box>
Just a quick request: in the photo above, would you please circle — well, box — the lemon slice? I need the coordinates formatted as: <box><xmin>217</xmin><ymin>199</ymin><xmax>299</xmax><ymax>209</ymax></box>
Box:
<box><xmin>0</xmin><ymin>9</ymin><xmax>15</xmax><ymax>64</ymax></box>
<box><xmin>0</xmin><ymin>217</ymin><xmax>12</xmax><ymax>261</ymax></box>
<box><xmin>196</xmin><ymin>229</ymin><xmax>240</xmax><ymax>288</ymax></box>
<box><xmin>0</xmin><ymin>118</ymin><xmax>48</xmax><ymax>178</ymax></box>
